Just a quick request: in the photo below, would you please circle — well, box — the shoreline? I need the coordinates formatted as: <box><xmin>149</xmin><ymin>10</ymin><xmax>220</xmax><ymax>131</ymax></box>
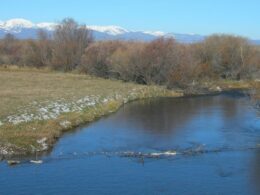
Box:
<box><xmin>1</xmin><ymin>87</ymin><xmax>251</xmax><ymax>160</ymax></box>
<box><xmin>0</xmin><ymin>85</ymin><xmax>183</xmax><ymax>159</ymax></box>
<box><xmin>0</xmin><ymin>69</ymin><xmax>257</xmax><ymax>159</ymax></box>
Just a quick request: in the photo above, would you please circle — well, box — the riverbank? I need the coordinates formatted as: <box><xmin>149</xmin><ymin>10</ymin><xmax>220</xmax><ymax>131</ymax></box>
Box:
<box><xmin>0</xmin><ymin>67</ymin><xmax>258</xmax><ymax>158</ymax></box>
<box><xmin>0</xmin><ymin>68</ymin><xmax>182</xmax><ymax>157</ymax></box>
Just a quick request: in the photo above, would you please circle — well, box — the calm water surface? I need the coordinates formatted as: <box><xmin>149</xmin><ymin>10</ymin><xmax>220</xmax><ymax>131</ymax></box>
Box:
<box><xmin>1</xmin><ymin>92</ymin><xmax>260</xmax><ymax>195</ymax></box>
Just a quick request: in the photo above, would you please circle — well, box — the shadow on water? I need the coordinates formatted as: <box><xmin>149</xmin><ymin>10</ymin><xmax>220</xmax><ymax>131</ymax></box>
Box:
<box><xmin>117</xmin><ymin>95</ymin><xmax>240</xmax><ymax>135</ymax></box>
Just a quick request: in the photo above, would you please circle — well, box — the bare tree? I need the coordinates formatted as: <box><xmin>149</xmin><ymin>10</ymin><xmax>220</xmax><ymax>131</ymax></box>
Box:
<box><xmin>52</xmin><ymin>18</ymin><xmax>93</xmax><ymax>71</ymax></box>
<box><xmin>81</xmin><ymin>41</ymin><xmax>124</xmax><ymax>78</ymax></box>
<box><xmin>37</xmin><ymin>29</ymin><xmax>52</xmax><ymax>66</ymax></box>
<box><xmin>110</xmin><ymin>42</ymin><xmax>146</xmax><ymax>82</ymax></box>
<box><xmin>0</xmin><ymin>33</ymin><xmax>23</xmax><ymax>65</ymax></box>
<box><xmin>199</xmin><ymin>34</ymin><xmax>252</xmax><ymax>80</ymax></box>
<box><xmin>21</xmin><ymin>31</ymin><xmax>52</xmax><ymax>67</ymax></box>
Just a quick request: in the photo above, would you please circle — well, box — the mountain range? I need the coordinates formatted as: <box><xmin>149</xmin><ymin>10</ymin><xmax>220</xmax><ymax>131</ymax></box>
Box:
<box><xmin>0</xmin><ymin>18</ymin><xmax>259</xmax><ymax>44</ymax></box>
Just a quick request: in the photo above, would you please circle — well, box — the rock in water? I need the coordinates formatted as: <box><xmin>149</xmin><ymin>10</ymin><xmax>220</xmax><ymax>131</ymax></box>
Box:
<box><xmin>7</xmin><ymin>160</ymin><xmax>20</xmax><ymax>166</ymax></box>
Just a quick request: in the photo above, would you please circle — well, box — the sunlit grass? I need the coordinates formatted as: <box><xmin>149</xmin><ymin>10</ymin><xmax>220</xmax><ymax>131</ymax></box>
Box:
<box><xmin>0</xmin><ymin>66</ymin><xmax>258</xmax><ymax>156</ymax></box>
<box><xmin>0</xmin><ymin>67</ymin><xmax>181</xmax><ymax>155</ymax></box>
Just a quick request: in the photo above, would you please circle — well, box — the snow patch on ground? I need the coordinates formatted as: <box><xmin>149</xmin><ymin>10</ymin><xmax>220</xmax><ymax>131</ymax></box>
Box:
<box><xmin>2</xmin><ymin>88</ymin><xmax>147</xmax><ymax>126</ymax></box>
<box><xmin>5</xmin><ymin>95</ymin><xmax>102</xmax><ymax>125</ymax></box>
<box><xmin>37</xmin><ymin>137</ymin><xmax>48</xmax><ymax>151</ymax></box>
<box><xmin>0</xmin><ymin>143</ymin><xmax>15</xmax><ymax>155</ymax></box>
<box><xmin>0</xmin><ymin>148</ymin><xmax>9</xmax><ymax>155</ymax></box>
<box><xmin>59</xmin><ymin>120</ymin><xmax>71</xmax><ymax>128</ymax></box>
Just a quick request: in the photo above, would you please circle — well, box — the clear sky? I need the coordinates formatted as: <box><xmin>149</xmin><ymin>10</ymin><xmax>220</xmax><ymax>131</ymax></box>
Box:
<box><xmin>1</xmin><ymin>0</ymin><xmax>260</xmax><ymax>39</ymax></box>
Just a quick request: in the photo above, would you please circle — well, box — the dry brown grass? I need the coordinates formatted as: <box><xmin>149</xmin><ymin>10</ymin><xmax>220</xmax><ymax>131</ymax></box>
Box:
<box><xmin>215</xmin><ymin>79</ymin><xmax>253</xmax><ymax>90</ymax></box>
<box><xmin>1</xmin><ymin>66</ymin><xmax>257</xmax><ymax>156</ymax></box>
<box><xmin>0</xmin><ymin>67</ymin><xmax>156</xmax><ymax>119</ymax></box>
<box><xmin>0</xmin><ymin>67</ymin><xmax>181</xmax><ymax>155</ymax></box>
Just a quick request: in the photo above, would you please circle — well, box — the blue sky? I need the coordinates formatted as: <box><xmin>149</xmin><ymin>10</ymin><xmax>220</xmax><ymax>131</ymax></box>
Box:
<box><xmin>1</xmin><ymin>0</ymin><xmax>260</xmax><ymax>39</ymax></box>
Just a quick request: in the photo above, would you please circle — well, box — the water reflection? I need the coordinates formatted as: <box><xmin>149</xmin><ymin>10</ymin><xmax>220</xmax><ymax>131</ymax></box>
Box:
<box><xmin>117</xmin><ymin>94</ymin><xmax>243</xmax><ymax>136</ymax></box>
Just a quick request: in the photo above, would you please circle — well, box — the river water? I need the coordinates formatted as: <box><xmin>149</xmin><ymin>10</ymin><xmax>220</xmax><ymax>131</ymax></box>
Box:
<box><xmin>1</xmin><ymin>92</ymin><xmax>260</xmax><ymax>195</ymax></box>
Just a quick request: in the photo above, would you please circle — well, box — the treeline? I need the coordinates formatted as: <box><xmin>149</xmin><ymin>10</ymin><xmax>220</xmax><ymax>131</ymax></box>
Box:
<box><xmin>0</xmin><ymin>18</ymin><xmax>259</xmax><ymax>88</ymax></box>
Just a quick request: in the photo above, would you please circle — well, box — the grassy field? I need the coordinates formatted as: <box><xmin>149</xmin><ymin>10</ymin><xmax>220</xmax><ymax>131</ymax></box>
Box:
<box><xmin>0</xmin><ymin>67</ymin><xmax>258</xmax><ymax>157</ymax></box>
<box><xmin>0</xmin><ymin>67</ymin><xmax>182</xmax><ymax>156</ymax></box>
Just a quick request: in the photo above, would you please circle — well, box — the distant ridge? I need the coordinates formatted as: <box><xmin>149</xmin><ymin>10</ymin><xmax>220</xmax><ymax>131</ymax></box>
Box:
<box><xmin>0</xmin><ymin>18</ymin><xmax>259</xmax><ymax>44</ymax></box>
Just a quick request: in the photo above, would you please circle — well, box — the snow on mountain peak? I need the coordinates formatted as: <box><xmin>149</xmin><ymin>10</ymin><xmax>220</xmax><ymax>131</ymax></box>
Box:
<box><xmin>0</xmin><ymin>18</ymin><xmax>199</xmax><ymax>42</ymax></box>
<box><xmin>0</xmin><ymin>18</ymin><xmax>58</xmax><ymax>32</ymax></box>
<box><xmin>87</xmin><ymin>25</ymin><xmax>129</xmax><ymax>35</ymax></box>
<box><xmin>36</xmin><ymin>22</ymin><xmax>57</xmax><ymax>31</ymax></box>
<box><xmin>0</xmin><ymin>18</ymin><xmax>168</xmax><ymax>37</ymax></box>
<box><xmin>143</xmin><ymin>31</ymin><xmax>166</xmax><ymax>37</ymax></box>
<box><xmin>2</xmin><ymin>18</ymin><xmax>34</xmax><ymax>30</ymax></box>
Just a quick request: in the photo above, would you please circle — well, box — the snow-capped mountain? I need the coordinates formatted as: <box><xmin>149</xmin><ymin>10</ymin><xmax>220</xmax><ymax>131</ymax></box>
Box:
<box><xmin>0</xmin><ymin>18</ymin><xmax>259</xmax><ymax>44</ymax></box>
<box><xmin>0</xmin><ymin>18</ymin><xmax>34</xmax><ymax>31</ymax></box>
<box><xmin>86</xmin><ymin>25</ymin><xmax>129</xmax><ymax>36</ymax></box>
<box><xmin>0</xmin><ymin>18</ymin><xmax>205</xmax><ymax>43</ymax></box>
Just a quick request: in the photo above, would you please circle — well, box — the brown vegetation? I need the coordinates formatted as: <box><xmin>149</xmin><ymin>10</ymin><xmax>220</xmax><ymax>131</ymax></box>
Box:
<box><xmin>0</xmin><ymin>19</ymin><xmax>259</xmax><ymax>89</ymax></box>
<box><xmin>1</xmin><ymin>18</ymin><xmax>259</xmax><ymax>155</ymax></box>
<box><xmin>0</xmin><ymin>68</ymin><xmax>180</xmax><ymax>155</ymax></box>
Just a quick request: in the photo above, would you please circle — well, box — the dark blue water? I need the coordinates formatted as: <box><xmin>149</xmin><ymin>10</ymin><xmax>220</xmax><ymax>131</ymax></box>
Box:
<box><xmin>1</xmin><ymin>93</ymin><xmax>260</xmax><ymax>195</ymax></box>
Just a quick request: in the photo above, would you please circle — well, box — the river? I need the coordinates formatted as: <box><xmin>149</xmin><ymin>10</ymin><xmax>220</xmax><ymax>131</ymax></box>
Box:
<box><xmin>1</xmin><ymin>92</ymin><xmax>260</xmax><ymax>195</ymax></box>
